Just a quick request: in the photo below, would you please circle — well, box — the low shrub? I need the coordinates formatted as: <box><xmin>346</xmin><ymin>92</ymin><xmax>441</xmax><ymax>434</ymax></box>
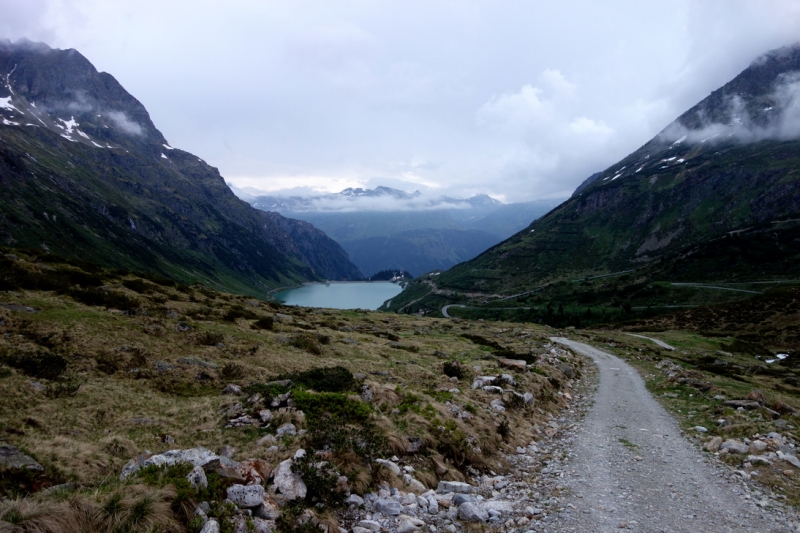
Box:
<box><xmin>68</xmin><ymin>287</ymin><xmax>140</xmax><ymax>311</ymax></box>
<box><xmin>252</xmin><ymin>316</ymin><xmax>274</xmax><ymax>330</ymax></box>
<box><xmin>289</xmin><ymin>334</ymin><xmax>322</xmax><ymax>355</ymax></box>
<box><xmin>44</xmin><ymin>376</ymin><xmax>85</xmax><ymax>398</ymax></box>
<box><xmin>442</xmin><ymin>361</ymin><xmax>465</xmax><ymax>380</ymax></box>
<box><xmin>280</xmin><ymin>366</ymin><xmax>358</xmax><ymax>393</ymax></box>
<box><xmin>5</xmin><ymin>350</ymin><xmax>67</xmax><ymax>380</ymax></box>
<box><xmin>196</xmin><ymin>331</ymin><xmax>224</xmax><ymax>346</ymax></box>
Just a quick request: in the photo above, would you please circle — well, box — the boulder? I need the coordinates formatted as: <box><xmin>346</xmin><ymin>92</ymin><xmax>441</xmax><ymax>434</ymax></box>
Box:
<box><xmin>483</xmin><ymin>500</ymin><xmax>514</xmax><ymax>513</ymax></box>
<box><xmin>458</xmin><ymin>502</ymin><xmax>489</xmax><ymax>522</ymax></box>
<box><xmin>723</xmin><ymin>400</ymin><xmax>762</xmax><ymax>410</ymax></box>
<box><xmin>498</xmin><ymin>358</ymin><xmax>527</xmax><ymax>371</ymax></box>
<box><xmin>272</xmin><ymin>458</ymin><xmax>307</xmax><ymax>500</ymax></box>
<box><xmin>120</xmin><ymin>447</ymin><xmax>219</xmax><ymax>480</ymax></box>
<box><xmin>0</xmin><ymin>441</ymin><xmax>43</xmax><ymax>471</ymax></box>
<box><xmin>482</xmin><ymin>385</ymin><xmax>504</xmax><ymax>394</ymax></box>
<box><xmin>227</xmin><ymin>484</ymin><xmax>265</xmax><ymax>508</ymax></box>
<box><xmin>240</xmin><ymin>459</ymin><xmax>272</xmax><ymax>486</ymax></box>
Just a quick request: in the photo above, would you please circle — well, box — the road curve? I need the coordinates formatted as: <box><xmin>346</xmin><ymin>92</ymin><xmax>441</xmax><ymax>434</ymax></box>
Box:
<box><xmin>549</xmin><ymin>337</ymin><xmax>788</xmax><ymax>533</ymax></box>
<box><xmin>441</xmin><ymin>304</ymin><xmax>465</xmax><ymax>318</ymax></box>
<box><xmin>625</xmin><ymin>333</ymin><xmax>676</xmax><ymax>351</ymax></box>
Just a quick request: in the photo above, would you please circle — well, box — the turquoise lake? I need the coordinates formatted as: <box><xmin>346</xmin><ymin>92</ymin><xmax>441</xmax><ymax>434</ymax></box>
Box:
<box><xmin>274</xmin><ymin>281</ymin><xmax>403</xmax><ymax>310</ymax></box>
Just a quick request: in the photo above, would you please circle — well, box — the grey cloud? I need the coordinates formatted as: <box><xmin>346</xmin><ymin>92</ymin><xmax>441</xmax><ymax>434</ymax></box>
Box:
<box><xmin>107</xmin><ymin>111</ymin><xmax>143</xmax><ymax>136</ymax></box>
<box><xmin>660</xmin><ymin>72</ymin><xmax>800</xmax><ymax>145</ymax></box>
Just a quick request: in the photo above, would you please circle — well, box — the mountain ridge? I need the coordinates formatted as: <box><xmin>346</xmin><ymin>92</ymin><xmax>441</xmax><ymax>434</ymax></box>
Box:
<box><xmin>0</xmin><ymin>40</ymin><xmax>362</xmax><ymax>295</ymax></box>
<box><xmin>386</xmin><ymin>43</ymin><xmax>800</xmax><ymax>316</ymax></box>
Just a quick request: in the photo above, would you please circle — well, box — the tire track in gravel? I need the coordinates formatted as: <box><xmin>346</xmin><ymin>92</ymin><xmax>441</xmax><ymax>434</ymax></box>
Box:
<box><xmin>547</xmin><ymin>337</ymin><xmax>794</xmax><ymax>533</ymax></box>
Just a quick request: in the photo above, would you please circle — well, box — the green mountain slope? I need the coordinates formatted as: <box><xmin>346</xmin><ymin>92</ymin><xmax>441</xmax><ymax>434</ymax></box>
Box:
<box><xmin>0</xmin><ymin>41</ymin><xmax>362</xmax><ymax>295</ymax></box>
<box><xmin>388</xmin><ymin>44</ymin><xmax>800</xmax><ymax>317</ymax></box>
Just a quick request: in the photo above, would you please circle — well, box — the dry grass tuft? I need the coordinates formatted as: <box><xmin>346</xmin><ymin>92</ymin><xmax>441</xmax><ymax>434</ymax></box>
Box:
<box><xmin>0</xmin><ymin>485</ymin><xmax>179</xmax><ymax>533</ymax></box>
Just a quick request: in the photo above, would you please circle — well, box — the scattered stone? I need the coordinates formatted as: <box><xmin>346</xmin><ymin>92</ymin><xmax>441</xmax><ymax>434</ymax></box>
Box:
<box><xmin>218</xmin><ymin>446</ymin><xmax>236</xmax><ymax>458</ymax></box>
<box><xmin>258</xmin><ymin>410</ymin><xmax>273</xmax><ymax>423</ymax></box>
<box><xmin>375</xmin><ymin>499</ymin><xmax>403</xmax><ymax>516</ymax></box>
<box><xmin>199</xmin><ymin>519</ymin><xmax>220</xmax><ymax>533</ymax></box>
<box><xmin>358</xmin><ymin>520</ymin><xmax>381</xmax><ymax>532</ymax></box>
<box><xmin>257</xmin><ymin>435</ymin><xmax>277</xmax><ymax>446</ymax></box>
<box><xmin>723</xmin><ymin>400</ymin><xmax>761</xmax><ymax>410</ymax></box>
<box><xmin>223</xmin><ymin>384</ymin><xmax>242</xmax><ymax>395</ymax></box>
<box><xmin>490</xmin><ymin>399</ymin><xmax>506</xmax><ymax>412</ymax></box>
<box><xmin>346</xmin><ymin>494</ymin><xmax>365</xmax><ymax>506</ymax></box>
<box><xmin>692</xmin><ymin>426</ymin><xmax>708</xmax><ymax>433</ymax></box>
<box><xmin>406</xmin><ymin>436</ymin><xmax>424</xmax><ymax>454</ymax></box>
<box><xmin>705</xmin><ymin>436</ymin><xmax>723</xmax><ymax>452</ymax></box>
<box><xmin>746</xmin><ymin>390</ymin><xmax>766</xmax><ymax>404</ymax></box>
<box><xmin>187</xmin><ymin>465</ymin><xmax>208</xmax><ymax>490</ymax></box>
<box><xmin>275</xmin><ymin>423</ymin><xmax>297</xmax><ymax>437</ymax></box>
<box><xmin>396</xmin><ymin>514</ymin><xmax>425</xmax><ymax>532</ymax></box>
<box><xmin>436</xmin><ymin>481</ymin><xmax>474</xmax><ymax>494</ymax></box>
<box><xmin>376</xmin><ymin>458</ymin><xmax>401</xmax><ymax>476</ymax></box>
<box><xmin>747</xmin><ymin>455</ymin><xmax>772</xmax><ymax>466</ymax></box>
<box><xmin>719</xmin><ymin>439</ymin><xmax>749</xmax><ymax>455</ymax></box>
<box><xmin>254</xmin><ymin>499</ymin><xmax>281</xmax><ymax>520</ymax></box>
<box><xmin>274</xmin><ymin>313</ymin><xmax>293</xmax><ymax>324</ymax></box>
<box><xmin>483</xmin><ymin>500</ymin><xmax>514</xmax><ymax>514</ymax></box>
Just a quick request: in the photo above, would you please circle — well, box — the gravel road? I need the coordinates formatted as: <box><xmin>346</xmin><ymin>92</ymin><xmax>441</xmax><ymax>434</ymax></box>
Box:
<box><xmin>548</xmin><ymin>337</ymin><xmax>794</xmax><ymax>533</ymax></box>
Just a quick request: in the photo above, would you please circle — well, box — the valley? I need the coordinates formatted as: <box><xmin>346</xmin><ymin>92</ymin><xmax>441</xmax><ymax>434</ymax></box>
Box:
<box><xmin>0</xmin><ymin>28</ymin><xmax>800</xmax><ymax>533</ymax></box>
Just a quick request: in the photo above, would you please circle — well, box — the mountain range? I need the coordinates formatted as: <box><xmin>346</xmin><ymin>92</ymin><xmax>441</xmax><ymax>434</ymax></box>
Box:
<box><xmin>387</xmin><ymin>43</ymin><xmax>800</xmax><ymax>318</ymax></box>
<box><xmin>0</xmin><ymin>40</ymin><xmax>362</xmax><ymax>295</ymax></box>
<box><xmin>236</xmin><ymin>185</ymin><xmax>560</xmax><ymax>277</ymax></box>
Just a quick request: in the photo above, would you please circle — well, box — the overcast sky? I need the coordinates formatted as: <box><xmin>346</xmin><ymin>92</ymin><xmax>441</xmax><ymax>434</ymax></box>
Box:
<box><xmin>2</xmin><ymin>1</ymin><xmax>800</xmax><ymax>202</ymax></box>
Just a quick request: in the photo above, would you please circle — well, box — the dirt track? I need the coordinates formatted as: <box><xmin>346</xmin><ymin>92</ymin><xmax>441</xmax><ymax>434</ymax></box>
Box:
<box><xmin>547</xmin><ymin>337</ymin><xmax>794</xmax><ymax>533</ymax></box>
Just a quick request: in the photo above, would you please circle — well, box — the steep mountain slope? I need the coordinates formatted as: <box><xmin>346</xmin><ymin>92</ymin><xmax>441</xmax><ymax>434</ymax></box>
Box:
<box><xmin>245</xmin><ymin>186</ymin><xmax>559</xmax><ymax>276</ymax></box>
<box><xmin>0</xmin><ymin>40</ymin><xmax>362</xmax><ymax>295</ymax></box>
<box><xmin>388</xmin><ymin>44</ymin><xmax>800</xmax><ymax>315</ymax></box>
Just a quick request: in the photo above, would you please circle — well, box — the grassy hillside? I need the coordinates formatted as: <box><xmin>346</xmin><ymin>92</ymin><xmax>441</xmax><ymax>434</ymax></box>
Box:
<box><xmin>0</xmin><ymin>247</ymin><xmax>581</xmax><ymax>531</ymax></box>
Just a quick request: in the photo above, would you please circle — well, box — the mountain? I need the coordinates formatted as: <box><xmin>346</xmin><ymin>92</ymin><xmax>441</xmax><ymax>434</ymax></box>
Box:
<box><xmin>387</xmin><ymin>44</ymin><xmax>800</xmax><ymax>317</ymax></box>
<box><xmin>0</xmin><ymin>40</ymin><xmax>362</xmax><ymax>295</ymax></box>
<box><xmin>243</xmin><ymin>186</ymin><xmax>559</xmax><ymax>276</ymax></box>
